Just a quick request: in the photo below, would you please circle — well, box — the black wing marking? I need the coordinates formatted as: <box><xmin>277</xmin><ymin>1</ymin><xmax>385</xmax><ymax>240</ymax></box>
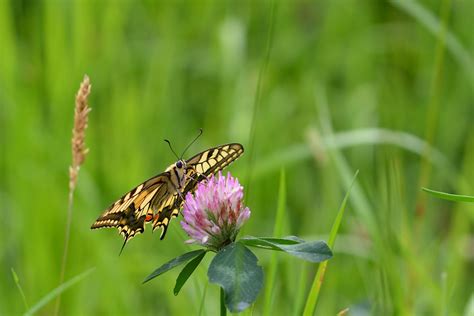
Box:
<box><xmin>91</xmin><ymin>172</ymin><xmax>172</xmax><ymax>247</ymax></box>
<box><xmin>183</xmin><ymin>143</ymin><xmax>244</xmax><ymax>192</ymax></box>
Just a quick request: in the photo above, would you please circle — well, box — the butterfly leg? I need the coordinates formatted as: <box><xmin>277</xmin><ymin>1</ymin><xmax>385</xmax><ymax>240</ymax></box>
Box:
<box><xmin>191</xmin><ymin>171</ymin><xmax>209</xmax><ymax>181</ymax></box>
<box><xmin>173</xmin><ymin>189</ymin><xmax>188</xmax><ymax>216</ymax></box>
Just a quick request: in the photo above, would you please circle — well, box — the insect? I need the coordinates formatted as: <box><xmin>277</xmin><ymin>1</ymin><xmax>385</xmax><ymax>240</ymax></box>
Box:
<box><xmin>91</xmin><ymin>131</ymin><xmax>244</xmax><ymax>253</ymax></box>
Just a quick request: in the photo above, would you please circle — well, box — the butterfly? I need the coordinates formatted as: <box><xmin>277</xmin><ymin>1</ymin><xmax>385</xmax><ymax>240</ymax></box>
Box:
<box><xmin>91</xmin><ymin>142</ymin><xmax>244</xmax><ymax>252</ymax></box>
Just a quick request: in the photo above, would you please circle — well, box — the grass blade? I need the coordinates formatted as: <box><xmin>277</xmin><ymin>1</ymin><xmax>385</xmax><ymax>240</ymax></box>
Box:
<box><xmin>197</xmin><ymin>282</ymin><xmax>208</xmax><ymax>316</ymax></box>
<box><xmin>254</xmin><ymin>128</ymin><xmax>452</xmax><ymax>180</ymax></box>
<box><xmin>391</xmin><ymin>0</ymin><xmax>474</xmax><ymax>87</ymax></box>
<box><xmin>422</xmin><ymin>187</ymin><xmax>474</xmax><ymax>203</ymax></box>
<box><xmin>302</xmin><ymin>170</ymin><xmax>359</xmax><ymax>316</ymax></box>
<box><xmin>24</xmin><ymin>267</ymin><xmax>95</xmax><ymax>316</ymax></box>
<box><xmin>11</xmin><ymin>268</ymin><xmax>29</xmax><ymax>311</ymax></box>
<box><xmin>244</xmin><ymin>0</ymin><xmax>276</xmax><ymax>198</ymax></box>
<box><xmin>263</xmin><ymin>168</ymin><xmax>286</xmax><ymax>316</ymax></box>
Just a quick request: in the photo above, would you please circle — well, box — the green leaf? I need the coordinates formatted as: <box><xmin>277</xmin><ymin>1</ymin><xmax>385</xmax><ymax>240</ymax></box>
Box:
<box><xmin>240</xmin><ymin>236</ymin><xmax>332</xmax><ymax>263</ymax></box>
<box><xmin>422</xmin><ymin>187</ymin><xmax>474</xmax><ymax>203</ymax></box>
<box><xmin>208</xmin><ymin>242</ymin><xmax>263</xmax><ymax>313</ymax></box>
<box><xmin>173</xmin><ymin>251</ymin><xmax>206</xmax><ymax>296</ymax></box>
<box><xmin>279</xmin><ymin>241</ymin><xmax>332</xmax><ymax>262</ymax></box>
<box><xmin>143</xmin><ymin>249</ymin><xmax>206</xmax><ymax>284</ymax></box>
<box><xmin>24</xmin><ymin>268</ymin><xmax>95</xmax><ymax>316</ymax></box>
<box><xmin>241</xmin><ymin>236</ymin><xmax>304</xmax><ymax>249</ymax></box>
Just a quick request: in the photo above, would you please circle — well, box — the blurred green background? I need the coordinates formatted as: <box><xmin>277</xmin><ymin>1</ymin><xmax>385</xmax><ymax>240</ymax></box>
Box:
<box><xmin>1</xmin><ymin>0</ymin><xmax>473</xmax><ymax>315</ymax></box>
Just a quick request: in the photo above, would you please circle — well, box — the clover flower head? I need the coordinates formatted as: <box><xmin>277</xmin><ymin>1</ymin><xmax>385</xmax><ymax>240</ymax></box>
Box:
<box><xmin>180</xmin><ymin>172</ymin><xmax>251</xmax><ymax>251</ymax></box>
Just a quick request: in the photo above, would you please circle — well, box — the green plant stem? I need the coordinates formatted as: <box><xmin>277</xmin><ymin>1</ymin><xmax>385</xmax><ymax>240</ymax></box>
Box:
<box><xmin>220</xmin><ymin>287</ymin><xmax>226</xmax><ymax>316</ymax></box>
<box><xmin>416</xmin><ymin>0</ymin><xmax>451</xmax><ymax>217</ymax></box>
<box><xmin>244</xmin><ymin>0</ymin><xmax>276</xmax><ymax>199</ymax></box>
<box><xmin>440</xmin><ymin>272</ymin><xmax>448</xmax><ymax>316</ymax></box>
<box><xmin>11</xmin><ymin>268</ymin><xmax>29</xmax><ymax>311</ymax></box>
<box><xmin>198</xmin><ymin>282</ymin><xmax>208</xmax><ymax>316</ymax></box>
<box><xmin>54</xmin><ymin>188</ymin><xmax>75</xmax><ymax>315</ymax></box>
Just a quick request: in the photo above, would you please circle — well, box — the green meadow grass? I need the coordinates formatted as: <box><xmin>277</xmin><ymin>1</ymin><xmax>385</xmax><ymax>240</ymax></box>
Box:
<box><xmin>1</xmin><ymin>0</ymin><xmax>473</xmax><ymax>315</ymax></box>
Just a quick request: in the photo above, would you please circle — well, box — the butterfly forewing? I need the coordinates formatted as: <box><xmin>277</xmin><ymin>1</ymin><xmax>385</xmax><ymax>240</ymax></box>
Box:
<box><xmin>187</xmin><ymin>143</ymin><xmax>244</xmax><ymax>176</ymax></box>
<box><xmin>91</xmin><ymin>143</ymin><xmax>244</xmax><ymax>248</ymax></box>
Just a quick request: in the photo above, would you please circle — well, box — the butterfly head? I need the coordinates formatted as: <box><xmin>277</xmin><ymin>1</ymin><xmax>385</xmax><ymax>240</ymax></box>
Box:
<box><xmin>175</xmin><ymin>159</ymin><xmax>186</xmax><ymax>170</ymax></box>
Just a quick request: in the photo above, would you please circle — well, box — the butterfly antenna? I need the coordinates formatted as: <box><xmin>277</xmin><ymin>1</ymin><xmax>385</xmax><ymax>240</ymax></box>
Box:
<box><xmin>180</xmin><ymin>128</ymin><xmax>203</xmax><ymax>159</ymax></box>
<box><xmin>164</xmin><ymin>139</ymin><xmax>180</xmax><ymax>160</ymax></box>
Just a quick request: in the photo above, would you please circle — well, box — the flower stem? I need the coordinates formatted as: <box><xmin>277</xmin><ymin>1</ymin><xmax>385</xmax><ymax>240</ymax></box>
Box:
<box><xmin>220</xmin><ymin>287</ymin><xmax>226</xmax><ymax>316</ymax></box>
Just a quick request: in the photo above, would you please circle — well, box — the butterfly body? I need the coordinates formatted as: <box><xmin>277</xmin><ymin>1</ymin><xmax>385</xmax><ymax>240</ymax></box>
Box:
<box><xmin>91</xmin><ymin>143</ymin><xmax>244</xmax><ymax>248</ymax></box>
<box><xmin>164</xmin><ymin>159</ymin><xmax>187</xmax><ymax>190</ymax></box>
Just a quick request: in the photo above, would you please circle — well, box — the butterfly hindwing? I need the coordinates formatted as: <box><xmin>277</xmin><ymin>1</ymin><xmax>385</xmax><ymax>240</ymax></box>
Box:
<box><xmin>91</xmin><ymin>143</ymin><xmax>244</xmax><ymax>249</ymax></box>
<box><xmin>91</xmin><ymin>173</ymin><xmax>172</xmax><ymax>242</ymax></box>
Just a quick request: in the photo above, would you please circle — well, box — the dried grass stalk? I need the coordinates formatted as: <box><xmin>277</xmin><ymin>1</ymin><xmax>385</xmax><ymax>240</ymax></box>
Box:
<box><xmin>69</xmin><ymin>75</ymin><xmax>91</xmax><ymax>190</ymax></box>
<box><xmin>55</xmin><ymin>75</ymin><xmax>91</xmax><ymax>316</ymax></box>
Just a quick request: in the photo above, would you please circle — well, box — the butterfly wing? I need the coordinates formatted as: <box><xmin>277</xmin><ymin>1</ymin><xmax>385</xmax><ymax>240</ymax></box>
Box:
<box><xmin>91</xmin><ymin>172</ymin><xmax>179</xmax><ymax>247</ymax></box>
<box><xmin>186</xmin><ymin>143</ymin><xmax>244</xmax><ymax>182</ymax></box>
<box><xmin>150</xmin><ymin>143</ymin><xmax>244</xmax><ymax>232</ymax></box>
